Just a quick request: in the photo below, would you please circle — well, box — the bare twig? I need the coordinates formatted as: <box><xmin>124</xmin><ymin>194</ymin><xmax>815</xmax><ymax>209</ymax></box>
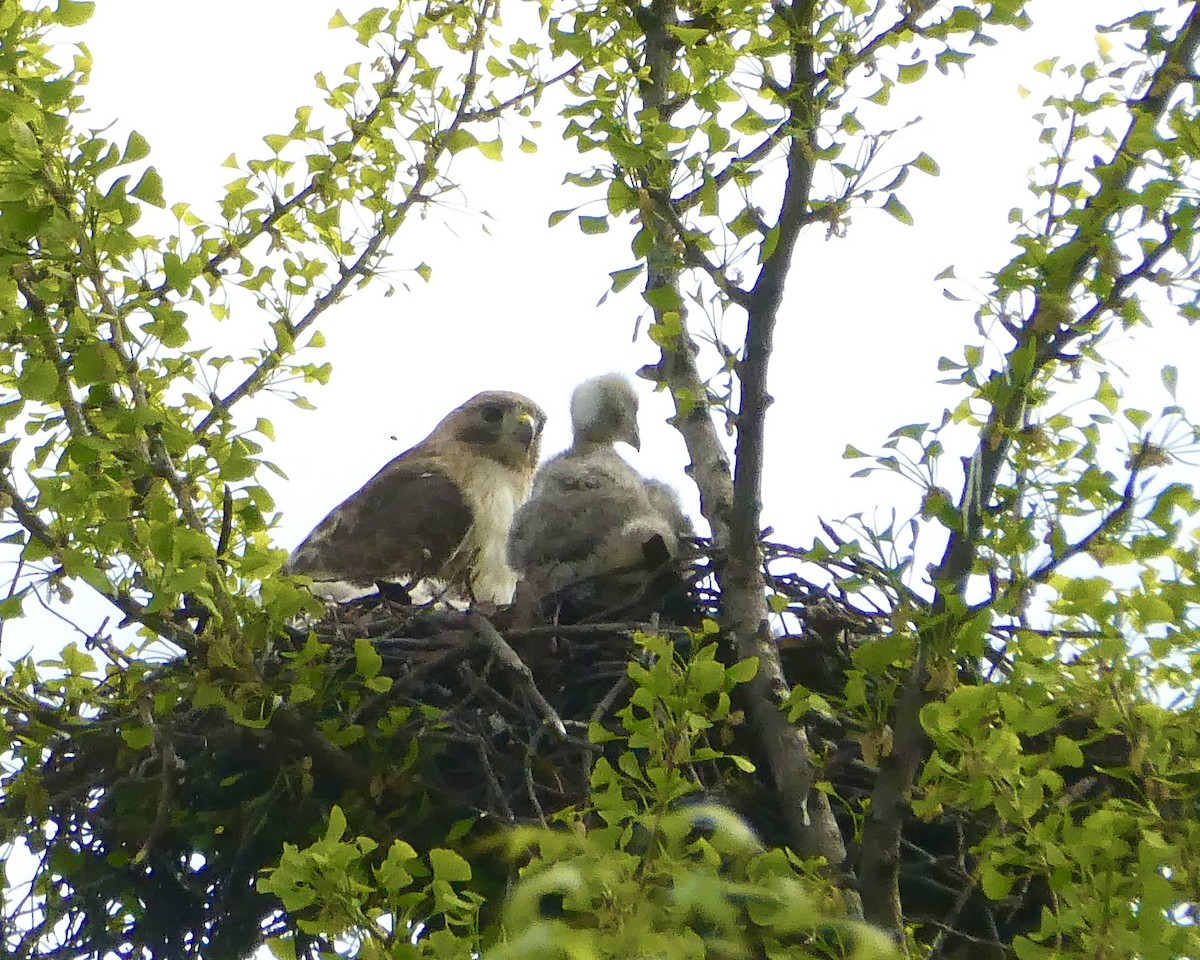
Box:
<box><xmin>465</xmin><ymin>612</ymin><xmax>565</xmax><ymax>739</ymax></box>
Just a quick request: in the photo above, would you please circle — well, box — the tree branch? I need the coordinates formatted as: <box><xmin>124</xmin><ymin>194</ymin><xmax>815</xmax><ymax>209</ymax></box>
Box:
<box><xmin>857</xmin><ymin>8</ymin><xmax>1200</xmax><ymax>940</ymax></box>
<box><xmin>192</xmin><ymin>0</ymin><xmax>501</xmax><ymax>439</ymax></box>
<box><xmin>708</xmin><ymin>0</ymin><xmax>858</xmax><ymax>879</ymax></box>
<box><xmin>0</xmin><ymin>472</ymin><xmax>198</xmax><ymax>653</ymax></box>
<box><xmin>635</xmin><ymin>0</ymin><xmax>738</xmax><ymax>551</ymax></box>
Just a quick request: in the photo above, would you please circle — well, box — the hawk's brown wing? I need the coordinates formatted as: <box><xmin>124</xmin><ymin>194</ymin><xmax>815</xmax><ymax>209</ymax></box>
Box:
<box><xmin>286</xmin><ymin>451</ymin><xmax>474</xmax><ymax>587</ymax></box>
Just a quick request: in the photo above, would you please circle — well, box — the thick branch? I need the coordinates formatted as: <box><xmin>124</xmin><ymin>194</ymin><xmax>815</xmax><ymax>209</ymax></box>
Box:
<box><xmin>718</xmin><ymin>0</ymin><xmax>855</xmax><ymax>873</ymax></box>
<box><xmin>636</xmin><ymin>0</ymin><xmax>737</xmax><ymax>551</ymax></box>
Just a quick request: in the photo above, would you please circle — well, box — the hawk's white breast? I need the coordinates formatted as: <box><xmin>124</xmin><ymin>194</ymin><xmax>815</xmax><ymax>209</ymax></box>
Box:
<box><xmin>457</xmin><ymin>456</ymin><xmax>530</xmax><ymax>604</ymax></box>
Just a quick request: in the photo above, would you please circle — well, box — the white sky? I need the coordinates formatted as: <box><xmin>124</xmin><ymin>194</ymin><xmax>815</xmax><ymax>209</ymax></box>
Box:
<box><xmin>3</xmin><ymin>0</ymin><xmax>1197</xmax><ymax>661</ymax></box>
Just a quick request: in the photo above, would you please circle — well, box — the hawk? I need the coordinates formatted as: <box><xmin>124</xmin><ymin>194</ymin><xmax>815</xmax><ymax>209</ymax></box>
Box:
<box><xmin>507</xmin><ymin>373</ymin><xmax>693</xmax><ymax>619</ymax></box>
<box><xmin>286</xmin><ymin>390</ymin><xmax>546</xmax><ymax>604</ymax></box>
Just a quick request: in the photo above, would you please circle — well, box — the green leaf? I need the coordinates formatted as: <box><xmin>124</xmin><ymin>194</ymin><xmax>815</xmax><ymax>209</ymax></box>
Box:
<box><xmin>122</xmin><ymin>130</ymin><xmax>151</xmax><ymax>164</ymax></box>
<box><xmin>889</xmin><ymin>422</ymin><xmax>928</xmax><ymax>441</ymax></box>
<box><xmin>731</xmin><ymin>106</ymin><xmax>775</xmax><ymax>135</ymax></box>
<box><xmin>882</xmin><ymin>194</ymin><xmax>913</xmax><ymax>225</ymax></box>
<box><xmin>289</xmin><ymin>682</ymin><xmax>315</xmax><ymax>704</ymax></box>
<box><xmin>578</xmin><ymin>215</ymin><xmax>609</xmax><ymax>235</ymax></box>
<box><xmin>324</xmin><ymin>805</ymin><xmax>347</xmax><ymax>842</ymax></box>
<box><xmin>376</xmin><ymin>839</ymin><xmax>419</xmax><ymax>895</ymax></box>
<box><xmin>725</xmin><ymin>657</ymin><xmax>758</xmax><ymax>684</ymax></box>
<box><xmin>897</xmin><ymin>61</ymin><xmax>928</xmax><ymax>83</ymax></box>
<box><xmin>121</xmin><ymin>726</ymin><xmax>154</xmax><ymax>750</ymax></box>
<box><xmin>131</xmin><ymin>167</ymin><xmax>165</xmax><ymax>207</ymax></box>
<box><xmin>1161</xmin><ymin>364</ymin><xmax>1178</xmax><ymax>399</ymax></box>
<box><xmin>1051</xmin><ymin>735</ymin><xmax>1084</xmax><ymax>768</ymax></box>
<box><xmin>669</xmin><ymin>25</ymin><xmax>709</xmax><ymax>45</ymax></box>
<box><xmin>0</xmin><ymin>592</ymin><xmax>25</xmax><ymax>620</ymax></box>
<box><xmin>1096</xmin><ymin>376</ymin><xmax>1119</xmax><ymax>413</ymax></box>
<box><xmin>981</xmin><ymin>862</ymin><xmax>1013</xmax><ymax>899</ymax></box>
<box><xmin>446</xmin><ymin>129</ymin><xmax>478</xmax><ymax>154</ymax></box>
<box><xmin>476</xmin><ymin>137</ymin><xmax>503</xmax><ymax>161</ymax></box>
<box><xmin>266</xmin><ymin>937</ymin><xmax>297</xmax><ymax>960</ymax></box>
<box><xmin>55</xmin><ymin>0</ymin><xmax>95</xmax><ymax>25</ymax></box>
<box><xmin>352</xmin><ymin>6</ymin><xmax>387</xmax><ymax>44</ymax></box>
<box><xmin>18</xmin><ymin>358</ymin><xmax>58</xmax><ymax>402</ymax></box>
<box><xmin>689</xmin><ymin>659</ymin><xmax>724</xmax><ymax>695</ymax></box>
<box><xmin>912</xmin><ymin>151</ymin><xmax>940</xmax><ymax>176</ymax></box>
<box><xmin>519</xmin><ymin>137</ymin><xmax>537</xmax><ymax>154</ymax></box>
<box><xmin>355</xmin><ymin>638</ymin><xmax>384</xmax><ymax>682</ymax></box>
<box><xmin>867</xmin><ymin>79</ymin><xmax>892</xmax><ymax>105</ymax></box>
<box><xmin>416</xmin><ymin>262</ymin><xmax>432</xmax><ymax>282</ymax></box>
<box><xmin>1124</xmin><ymin>408</ymin><xmax>1150</xmax><ymax>429</ymax></box>
<box><xmin>609</xmin><ymin>265</ymin><xmax>643</xmax><ymax>292</ymax></box>
<box><xmin>485</xmin><ymin>55</ymin><xmax>512</xmax><ymax>78</ymax></box>
<box><xmin>429</xmin><ymin>847</ymin><xmax>472</xmax><ymax>882</ymax></box>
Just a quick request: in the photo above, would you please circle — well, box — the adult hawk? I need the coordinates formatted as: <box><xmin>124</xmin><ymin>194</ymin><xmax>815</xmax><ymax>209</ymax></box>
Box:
<box><xmin>286</xmin><ymin>390</ymin><xmax>546</xmax><ymax>604</ymax></box>
<box><xmin>507</xmin><ymin>373</ymin><xmax>692</xmax><ymax>619</ymax></box>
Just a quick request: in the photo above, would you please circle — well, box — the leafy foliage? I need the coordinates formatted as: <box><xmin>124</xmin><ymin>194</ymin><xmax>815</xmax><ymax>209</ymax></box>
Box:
<box><xmin>2</xmin><ymin>1</ymin><xmax>1200</xmax><ymax>959</ymax></box>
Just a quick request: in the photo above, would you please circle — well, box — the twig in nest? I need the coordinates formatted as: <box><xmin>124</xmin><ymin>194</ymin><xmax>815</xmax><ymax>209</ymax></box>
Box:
<box><xmin>591</xmin><ymin>674</ymin><xmax>632</xmax><ymax>726</ymax></box>
<box><xmin>426</xmin><ymin>728</ymin><xmax>516</xmax><ymax>822</ymax></box>
<box><xmin>386</xmin><ymin>638</ymin><xmax>471</xmax><ymax>693</ymax></box>
<box><xmin>523</xmin><ymin>749</ymin><xmax>548</xmax><ymax>827</ymax></box>
<box><xmin>504</xmin><ymin>621</ymin><xmax>647</xmax><ymax>639</ymax></box>
<box><xmin>455</xmin><ymin>662</ymin><xmax>523</xmax><ymax>720</ymax></box>
<box><xmin>464</xmin><ymin>612</ymin><xmax>565</xmax><ymax>740</ymax></box>
<box><xmin>135</xmin><ymin>726</ymin><xmax>177</xmax><ymax>865</ymax></box>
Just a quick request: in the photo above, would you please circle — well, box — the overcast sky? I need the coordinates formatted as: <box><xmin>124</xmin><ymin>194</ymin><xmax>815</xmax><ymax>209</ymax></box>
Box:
<box><xmin>2</xmin><ymin>0</ymin><xmax>1195</xmax><ymax>661</ymax></box>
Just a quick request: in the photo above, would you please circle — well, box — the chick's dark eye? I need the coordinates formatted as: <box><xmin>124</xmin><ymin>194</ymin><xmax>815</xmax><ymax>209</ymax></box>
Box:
<box><xmin>480</xmin><ymin>404</ymin><xmax>504</xmax><ymax>424</ymax></box>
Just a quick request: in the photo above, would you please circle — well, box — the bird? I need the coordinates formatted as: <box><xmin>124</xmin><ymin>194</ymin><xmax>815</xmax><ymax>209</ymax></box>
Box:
<box><xmin>285</xmin><ymin>390</ymin><xmax>546</xmax><ymax>604</ymax></box>
<box><xmin>506</xmin><ymin>373</ymin><xmax>693</xmax><ymax>620</ymax></box>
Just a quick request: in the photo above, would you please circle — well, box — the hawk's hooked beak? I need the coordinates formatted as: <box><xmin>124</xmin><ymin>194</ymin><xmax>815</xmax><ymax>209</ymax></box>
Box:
<box><xmin>628</xmin><ymin>425</ymin><xmax>641</xmax><ymax>451</ymax></box>
<box><xmin>514</xmin><ymin>411</ymin><xmax>539</xmax><ymax>449</ymax></box>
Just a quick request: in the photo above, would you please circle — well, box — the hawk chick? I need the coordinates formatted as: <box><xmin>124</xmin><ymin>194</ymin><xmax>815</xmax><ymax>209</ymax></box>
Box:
<box><xmin>507</xmin><ymin>373</ymin><xmax>692</xmax><ymax>619</ymax></box>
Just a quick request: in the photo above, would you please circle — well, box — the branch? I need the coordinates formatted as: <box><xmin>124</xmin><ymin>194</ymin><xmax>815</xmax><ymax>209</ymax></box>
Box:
<box><xmin>635</xmin><ymin>0</ymin><xmax>737</xmax><ymax>550</ymax></box>
<box><xmin>713</xmin><ymin>0</ymin><xmax>856</xmax><ymax>880</ymax></box>
<box><xmin>461</xmin><ymin>60</ymin><xmax>584</xmax><ymax>122</ymax></box>
<box><xmin>13</xmin><ymin>269</ymin><xmax>92</xmax><ymax>441</ymax></box>
<box><xmin>847</xmin><ymin>1</ymin><xmax>935</xmax><ymax>80</ymax></box>
<box><xmin>147</xmin><ymin>45</ymin><xmax>416</xmax><ymax>303</ymax></box>
<box><xmin>652</xmin><ymin>198</ymin><xmax>753</xmax><ymax>307</ymax></box>
<box><xmin>857</xmin><ymin>8</ymin><xmax>1200</xmax><ymax>939</ymax></box>
<box><xmin>465</xmin><ymin>611</ymin><xmax>566</xmax><ymax>739</ymax></box>
<box><xmin>192</xmin><ymin>0</ymin><xmax>501</xmax><ymax>438</ymax></box>
<box><xmin>0</xmin><ymin>472</ymin><xmax>198</xmax><ymax>653</ymax></box>
<box><xmin>674</xmin><ymin>126</ymin><xmax>795</xmax><ymax>211</ymax></box>
<box><xmin>1021</xmin><ymin>456</ymin><xmax>1141</xmax><ymax>587</ymax></box>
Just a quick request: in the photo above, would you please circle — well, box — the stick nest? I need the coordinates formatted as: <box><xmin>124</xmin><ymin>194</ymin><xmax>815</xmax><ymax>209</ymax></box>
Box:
<box><xmin>2</xmin><ymin>546</ymin><xmax>1143</xmax><ymax>960</ymax></box>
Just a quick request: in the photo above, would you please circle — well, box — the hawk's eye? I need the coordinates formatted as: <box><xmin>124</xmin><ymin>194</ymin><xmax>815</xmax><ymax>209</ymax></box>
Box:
<box><xmin>480</xmin><ymin>404</ymin><xmax>504</xmax><ymax>424</ymax></box>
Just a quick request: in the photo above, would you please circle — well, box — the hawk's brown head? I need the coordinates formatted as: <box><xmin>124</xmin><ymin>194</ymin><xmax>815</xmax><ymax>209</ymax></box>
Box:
<box><xmin>441</xmin><ymin>391</ymin><xmax>546</xmax><ymax>469</ymax></box>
